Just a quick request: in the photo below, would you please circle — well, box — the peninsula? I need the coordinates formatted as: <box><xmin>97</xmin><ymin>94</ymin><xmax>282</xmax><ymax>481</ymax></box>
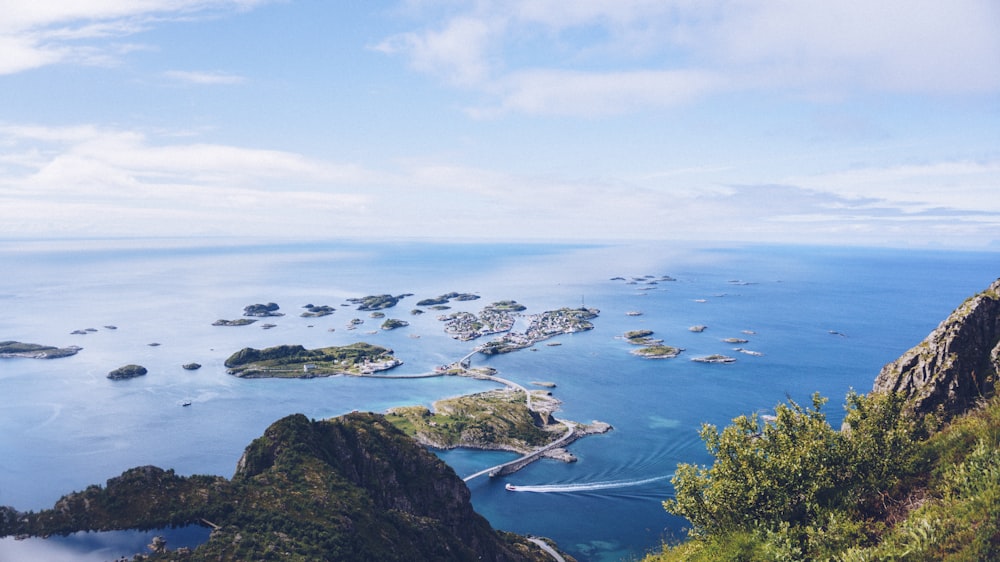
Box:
<box><xmin>0</xmin><ymin>341</ymin><xmax>81</xmax><ymax>359</ymax></box>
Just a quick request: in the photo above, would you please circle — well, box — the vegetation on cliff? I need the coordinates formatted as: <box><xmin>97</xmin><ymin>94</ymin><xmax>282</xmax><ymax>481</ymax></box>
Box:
<box><xmin>647</xmin><ymin>388</ymin><xmax>1000</xmax><ymax>561</ymax></box>
<box><xmin>0</xmin><ymin>413</ymin><xmax>559</xmax><ymax>562</ymax></box>
<box><xmin>646</xmin><ymin>279</ymin><xmax>1000</xmax><ymax>561</ymax></box>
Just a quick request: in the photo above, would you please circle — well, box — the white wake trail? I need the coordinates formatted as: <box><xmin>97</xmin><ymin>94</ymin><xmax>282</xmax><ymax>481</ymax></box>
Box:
<box><xmin>507</xmin><ymin>475</ymin><xmax>672</xmax><ymax>493</ymax></box>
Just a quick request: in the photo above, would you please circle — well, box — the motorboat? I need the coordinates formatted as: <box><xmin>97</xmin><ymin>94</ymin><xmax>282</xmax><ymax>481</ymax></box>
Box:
<box><xmin>505</xmin><ymin>483</ymin><xmax>517</xmax><ymax>491</ymax></box>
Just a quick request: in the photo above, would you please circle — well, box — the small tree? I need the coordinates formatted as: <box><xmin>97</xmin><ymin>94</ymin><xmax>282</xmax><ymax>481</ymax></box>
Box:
<box><xmin>665</xmin><ymin>393</ymin><xmax>844</xmax><ymax>536</ymax></box>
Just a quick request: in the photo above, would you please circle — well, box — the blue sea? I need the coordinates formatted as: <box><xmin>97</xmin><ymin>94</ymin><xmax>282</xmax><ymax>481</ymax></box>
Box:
<box><xmin>0</xmin><ymin>239</ymin><xmax>996</xmax><ymax>561</ymax></box>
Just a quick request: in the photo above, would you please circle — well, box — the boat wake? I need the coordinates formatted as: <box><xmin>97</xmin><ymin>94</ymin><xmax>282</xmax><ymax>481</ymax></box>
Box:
<box><xmin>506</xmin><ymin>475</ymin><xmax>672</xmax><ymax>493</ymax></box>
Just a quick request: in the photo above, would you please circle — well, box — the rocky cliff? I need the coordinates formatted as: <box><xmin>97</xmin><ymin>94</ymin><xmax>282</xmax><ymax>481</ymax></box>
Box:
<box><xmin>873</xmin><ymin>278</ymin><xmax>1000</xmax><ymax>419</ymax></box>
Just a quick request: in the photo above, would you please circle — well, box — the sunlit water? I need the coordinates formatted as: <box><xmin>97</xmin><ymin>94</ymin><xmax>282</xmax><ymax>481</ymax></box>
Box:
<box><xmin>1</xmin><ymin>239</ymin><xmax>995</xmax><ymax>561</ymax></box>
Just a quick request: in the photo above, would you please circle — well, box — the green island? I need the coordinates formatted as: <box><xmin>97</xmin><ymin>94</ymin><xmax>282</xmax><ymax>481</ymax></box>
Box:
<box><xmin>623</xmin><ymin>329</ymin><xmax>663</xmax><ymax>345</ymax></box>
<box><xmin>632</xmin><ymin>344</ymin><xmax>683</xmax><ymax>359</ymax></box>
<box><xmin>385</xmin><ymin>388</ymin><xmax>562</xmax><ymax>453</ymax></box>
<box><xmin>347</xmin><ymin>293</ymin><xmax>412</xmax><ymax>311</ymax></box>
<box><xmin>224</xmin><ymin>343</ymin><xmax>401</xmax><ymax>377</ymax></box>
<box><xmin>0</xmin><ymin>341</ymin><xmax>81</xmax><ymax>359</ymax></box>
<box><xmin>490</xmin><ymin>300</ymin><xmax>527</xmax><ymax>312</ymax></box>
<box><xmin>380</xmin><ymin>318</ymin><xmax>409</xmax><ymax>330</ymax></box>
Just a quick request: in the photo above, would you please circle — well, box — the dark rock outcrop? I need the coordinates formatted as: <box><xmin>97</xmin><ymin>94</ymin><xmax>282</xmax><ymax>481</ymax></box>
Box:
<box><xmin>243</xmin><ymin>302</ymin><xmax>283</xmax><ymax>317</ymax></box>
<box><xmin>873</xmin><ymin>278</ymin><xmax>1000</xmax><ymax>419</ymax></box>
<box><xmin>107</xmin><ymin>364</ymin><xmax>147</xmax><ymax>380</ymax></box>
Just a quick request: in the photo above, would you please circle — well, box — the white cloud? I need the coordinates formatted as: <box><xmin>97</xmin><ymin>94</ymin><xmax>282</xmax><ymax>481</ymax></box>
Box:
<box><xmin>2</xmin><ymin>123</ymin><xmax>997</xmax><ymax>247</ymax></box>
<box><xmin>0</xmin><ymin>0</ymin><xmax>274</xmax><ymax>74</ymax></box>
<box><xmin>785</xmin><ymin>160</ymin><xmax>1000</xmax><ymax>214</ymax></box>
<box><xmin>379</xmin><ymin>0</ymin><xmax>1000</xmax><ymax>115</ymax></box>
<box><xmin>0</xmin><ymin>124</ymin><xmax>375</xmax><ymax>238</ymax></box>
<box><xmin>480</xmin><ymin>68</ymin><xmax>723</xmax><ymax>117</ymax></box>
<box><xmin>374</xmin><ymin>15</ymin><xmax>498</xmax><ymax>86</ymax></box>
<box><xmin>163</xmin><ymin>70</ymin><xmax>246</xmax><ymax>85</ymax></box>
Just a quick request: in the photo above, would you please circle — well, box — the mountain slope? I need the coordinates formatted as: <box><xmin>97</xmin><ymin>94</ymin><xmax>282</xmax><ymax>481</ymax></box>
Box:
<box><xmin>0</xmin><ymin>412</ymin><xmax>559</xmax><ymax>562</ymax></box>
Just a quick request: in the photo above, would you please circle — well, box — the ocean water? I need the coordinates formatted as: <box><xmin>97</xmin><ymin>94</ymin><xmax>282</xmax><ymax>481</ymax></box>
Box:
<box><xmin>0</xmin><ymin>239</ymin><xmax>996</xmax><ymax>561</ymax></box>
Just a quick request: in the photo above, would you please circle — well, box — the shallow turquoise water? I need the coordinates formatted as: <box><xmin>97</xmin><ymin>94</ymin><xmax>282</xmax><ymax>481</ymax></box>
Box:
<box><xmin>1</xmin><ymin>239</ymin><xmax>996</xmax><ymax>561</ymax></box>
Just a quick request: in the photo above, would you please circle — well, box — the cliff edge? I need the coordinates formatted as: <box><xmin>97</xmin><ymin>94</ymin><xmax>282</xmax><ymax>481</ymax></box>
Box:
<box><xmin>873</xmin><ymin>278</ymin><xmax>1000</xmax><ymax>419</ymax></box>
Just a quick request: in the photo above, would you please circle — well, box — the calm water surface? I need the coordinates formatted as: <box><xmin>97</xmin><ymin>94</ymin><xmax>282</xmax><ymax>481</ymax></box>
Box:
<box><xmin>1</xmin><ymin>239</ymin><xmax>996</xmax><ymax>561</ymax></box>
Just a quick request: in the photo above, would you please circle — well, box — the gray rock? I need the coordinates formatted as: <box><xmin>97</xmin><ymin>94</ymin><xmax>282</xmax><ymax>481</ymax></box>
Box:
<box><xmin>873</xmin><ymin>278</ymin><xmax>1000</xmax><ymax>420</ymax></box>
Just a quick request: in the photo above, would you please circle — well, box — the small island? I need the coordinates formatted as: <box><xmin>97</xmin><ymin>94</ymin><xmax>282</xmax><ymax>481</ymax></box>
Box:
<box><xmin>212</xmin><ymin>318</ymin><xmax>257</xmax><ymax>326</ymax></box>
<box><xmin>107</xmin><ymin>364</ymin><xmax>148</xmax><ymax>380</ymax></box>
<box><xmin>347</xmin><ymin>294</ymin><xmax>411</xmax><ymax>311</ymax></box>
<box><xmin>490</xmin><ymin>300</ymin><xmax>527</xmax><ymax>312</ymax></box>
<box><xmin>722</xmin><ymin>337</ymin><xmax>750</xmax><ymax>344</ymax></box>
<box><xmin>416</xmin><ymin>292</ymin><xmax>480</xmax><ymax>306</ymax></box>
<box><xmin>632</xmin><ymin>344</ymin><xmax>683</xmax><ymax>359</ymax></box>
<box><xmin>0</xmin><ymin>341</ymin><xmax>81</xmax><ymax>359</ymax></box>
<box><xmin>224</xmin><ymin>342</ymin><xmax>401</xmax><ymax>378</ymax></box>
<box><xmin>182</xmin><ymin>363</ymin><xmax>202</xmax><ymax>370</ymax></box>
<box><xmin>381</xmin><ymin>318</ymin><xmax>409</xmax><ymax>330</ymax></box>
<box><xmin>243</xmin><ymin>302</ymin><xmax>284</xmax><ymax>317</ymax></box>
<box><xmin>301</xmin><ymin>304</ymin><xmax>335</xmax><ymax>317</ymax></box>
<box><xmin>691</xmin><ymin>354</ymin><xmax>737</xmax><ymax>363</ymax></box>
<box><xmin>622</xmin><ymin>329</ymin><xmax>662</xmax><ymax>345</ymax></box>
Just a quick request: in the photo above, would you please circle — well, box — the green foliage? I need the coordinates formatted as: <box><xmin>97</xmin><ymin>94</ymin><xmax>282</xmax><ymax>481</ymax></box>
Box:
<box><xmin>665</xmin><ymin>394</ymin><xmax>845</xmax><ymax>536</ymax></box>
<box><xmin>652</xmin><ymin>388</ymin><xmax>1000</xmax><ymax>562</ymax></box>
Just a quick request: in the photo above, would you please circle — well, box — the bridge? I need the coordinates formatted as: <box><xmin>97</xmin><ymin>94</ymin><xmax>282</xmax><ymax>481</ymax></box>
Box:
<box><xmin>462</xmin><ymin>419</ymin><xmax>576</xmax><ymax>482</ymax></box>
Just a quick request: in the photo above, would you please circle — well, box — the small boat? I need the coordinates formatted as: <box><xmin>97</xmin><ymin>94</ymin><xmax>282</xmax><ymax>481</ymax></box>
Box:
<box><xmin>505</xmin><ymin>483</ymin><xmax>518</xmax><ymax>491</ymax></box>
<box><xmin>181</xmin><ymin>400</ymin><xmax>192</xmax><ymax>407</ymax></box>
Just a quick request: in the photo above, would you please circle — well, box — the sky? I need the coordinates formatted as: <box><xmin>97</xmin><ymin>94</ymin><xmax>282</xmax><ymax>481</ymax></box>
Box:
<box><xmin>1</xmin><ymin>0</ymin><xmax>998</xmax><ymax>248</ymax></box>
